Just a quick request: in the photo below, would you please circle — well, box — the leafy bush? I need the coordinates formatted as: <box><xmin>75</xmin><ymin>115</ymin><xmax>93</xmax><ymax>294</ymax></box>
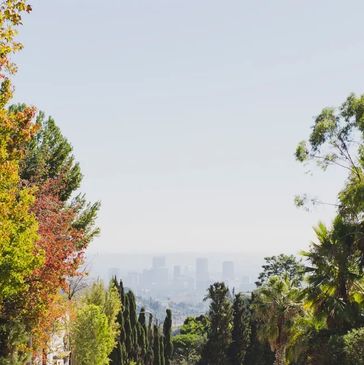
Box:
<box><xmin>344</xmin><ymin>327</ymin><xmax>364</xmax><ymax>364</ymax></box>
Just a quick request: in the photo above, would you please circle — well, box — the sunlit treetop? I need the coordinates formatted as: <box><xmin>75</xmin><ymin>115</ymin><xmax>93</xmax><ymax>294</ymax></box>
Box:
<box><xmin>295</xmin><ymin>94</ymin><xmax>364</xmax><ymax>219</ymax></box>
<box><xmin>0</xmin><ymin>0</ymin><xmax>31</xmax><ymax>76</ymax></box>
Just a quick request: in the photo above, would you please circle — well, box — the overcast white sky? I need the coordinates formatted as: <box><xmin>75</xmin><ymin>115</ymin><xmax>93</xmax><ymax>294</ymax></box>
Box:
<box><xmin>12</xmin><ymin>0</ymin><xmax>364</xmax><ymax>254</ymax></box>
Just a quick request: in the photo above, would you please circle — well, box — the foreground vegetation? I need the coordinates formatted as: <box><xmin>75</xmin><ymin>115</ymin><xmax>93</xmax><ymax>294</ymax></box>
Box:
<box><xmin>0</xmin><ymin>1</ymin><xmax>364</xmax><ymax>364</ymax></box>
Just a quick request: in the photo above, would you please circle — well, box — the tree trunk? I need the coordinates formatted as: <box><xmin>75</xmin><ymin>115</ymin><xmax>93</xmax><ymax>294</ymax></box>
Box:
<box><xmin>274</xmin><ymin>346</ymin><xmax>286</xmax><ymax>365</ymax></box>
<box><xmin>42</xmin><ymin>348</ymin><xmax>47</xmax><ymax>365</ymax></box>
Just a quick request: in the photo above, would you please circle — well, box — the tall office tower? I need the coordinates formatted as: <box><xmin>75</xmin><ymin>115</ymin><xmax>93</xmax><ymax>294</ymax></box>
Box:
<box><xmin>222</xmin><ymin>261</ymin><xmax>235</xmax><ymax>282</ymax></box>
<box><xmin>141</xmin><ymin>256</ymin><xmax>168</xmax><ymax>294</ymax></box>
<box><xmin>195</xmin><ymin>257</ymin><xmax>209</xmax><ymax>291</ymax></box>
<box><xmin>152</xmin><ymin>256</ymin><xmax>166</xmax><ymax>269</ymax></box>
<box><xmin>173</xmin><ymin>265</ymin><xmax>181</xmax><ymax>281</ymax></box>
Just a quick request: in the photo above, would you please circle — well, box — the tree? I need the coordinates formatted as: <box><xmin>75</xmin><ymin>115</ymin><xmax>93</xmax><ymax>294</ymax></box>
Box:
<box><xmin>72</xmin><ymin>304</ymin><xmax>115</xmax><ymax>365</ymax></box>
<box><xmin>2</xmin><ymin>105</ymin><xmax>101</xmax><ymax>355</ymax></box>
<box><xmin>245</xmin><ymin>315</ymin><xmax>275</xmax><ymax>365</ymax></box>
<box><xmin>295</xmin><ymin>94</ymin><xmax>364</xmax><ymax>260</ymax></box>
<box><xmin>343</xmin><ymin>327</ymin><xmax>364</xmax><ymax>364</ymax></box>
<box><xmin>303</xmin><ymin>217</ymin><xmax>362</xmax><ymax>331</ymax></box>
<box><xmin>160</xmin><ymin>336</ymin><xmax>165</xmax><ymax>365</ymax></box>
<box><xmin>18</xmin><ymin>107</ymin><xmax>100</xmax><ymax>246</ymax></box>
<box><xmin>229</xmin><ymin>293</ymin><xmax>251</xmax><ymax>365</ymax></box>
<box><xmin>0</xmin><ymin>104</ymin><xmax>42</xmax><ymax>361</ymax></box>
<box><xmin>200</xmin><ymin>282</ymin><xmax>233</xmax><ymax>365</ymax></box>
<box><xmin>109</xmin><ymin>278</ymin><xmax>125</xmax><ymax>365</ymax></box>
<box><xmin>146</xmin><ymin>313</ymin><xmax>155</xmax><ymax>365</ymax></box>
<box><xmin>252</xmin><ymin>276</ymin><xmax>302</xmax><ymax>365</ymax></box>
<box><xmin>127</xmin><ymin>291</ymin><xmax>139</xmax><ymax>359</ymax></box>
<box><xmin>83</xmin><ymin>280</ymin><xmax>121</xmax><ymax>343</ymax></box>
<box><xmin>138</xmin><ymin>307</ymin><xmax>148</xmax><ymax>362</ymax></box>
<box><xmin>172</xmin><ymin>315</ymin><xmax>208</xmax><ymax>365</ymax></box>
<box><xmin>163</xmin><ymin>309</ymin><xmax>173</xmax><ymax>365</ymax></box>
<box><xmin>255</xmin><ymin>254</ymin><xmax>304</xmax><ymax>287</ymax></box>
<box><xmin>153</xmin><ymin>325</ymin><xmax>161</xmax><ymax>365</ymax></box>
<box><xmin>0</xmin><ymin>1</ymin><xmax>44</xmax><ymax>361</ymax></box>
<box><xmin>19</xmin><ymin>110</ymin><xmax>82</xmax><ymax>201</ymax></box>
<box><xmin>72</xmin><ymin>281</ymin><xmax>121</xmax><ymax>365</ymax></box>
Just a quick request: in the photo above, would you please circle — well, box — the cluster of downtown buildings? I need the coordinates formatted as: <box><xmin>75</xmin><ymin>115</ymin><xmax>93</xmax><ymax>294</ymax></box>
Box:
<box><xmin>107</xmin><ymin>256</ymin><xmax>255</xmax><ymax>303</ymax></box>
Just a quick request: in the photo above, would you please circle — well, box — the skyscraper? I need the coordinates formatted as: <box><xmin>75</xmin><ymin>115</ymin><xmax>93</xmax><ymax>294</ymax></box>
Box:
<box><xmin>195</xmin><ymin>257</ymin><xmax>209</xmax><ymax>291</ymax></box>
<box><xmin>152</xmin><ymin>256</ymin><xmax>166</xmax><ymax>269</ymax></box>
<box><xmin>222</xmin><ymin>261</ymin><xmax>235</xmax><ymax>282</ymax></box>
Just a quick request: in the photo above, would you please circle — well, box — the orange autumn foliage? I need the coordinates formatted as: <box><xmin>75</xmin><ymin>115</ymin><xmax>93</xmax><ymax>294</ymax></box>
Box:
<box><xmin>22</xmin><ymin>178</ymin><xmax>88</xmax><ymax>348</ymax></box>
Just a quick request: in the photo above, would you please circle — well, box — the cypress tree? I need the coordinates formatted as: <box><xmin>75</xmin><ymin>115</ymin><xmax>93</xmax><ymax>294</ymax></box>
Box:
<box><xmin>139</xmin><ymin>307</ymin><xmax>147</xmax><ymax>328</ymax></box>
<box><xmin>119</xmin><ymin>280</ymin><xmax>126</xmax><ymax>345</ymax></box>
<box><xmin>123</xmin><ymin>293</ymin><xmax>133</xmax><ymax>360</ymax></box>
<box><xmin>245</xmin><ymin>293</ymin><xmax>274</xmax><ymax>365</ymax></box>
<box><xmin>160</xmin><ymin>336</ymin><xmax>165</xmax><ymax>365</ymax></box>
<box><xmin>145</xmin><ymin>313</ymin><xmax>154</xmax><ymax>365</ymax></box>
<box><xmin>200</xmin><ymin>282</ymin><xmax>233</xmax><ymax>365</ymax></box>
<box><xmin>139</xmin><ymin>307</ymin><xmax>148</xmax><ymax>346</ymax></box>
<box><xmin>137</xmin><ymin>321</ymin><xmax>147</xmax><ymax>362</ymax></box>
<box><xmin>127</xmin><ymin>291</ymin><xmax>139</xmax><ymax>360</ymax></box>
<box><xmin>138</xmin><ymin>307</ymin><xmax>148</xmax><ymax>362</ymax></box>
<box><xmin>109</xmin><ymin>277</ymin><xmax>126</xmax><ymax>365</ymax></box>
<box><xmin>148</xmin><ymin>313</ymin><xmax>154</xmax><ymax>351</ymax></box>
<box><xmin>153</xmin><ymin>325</ymin><xmax>161</xmax><ymax>365</ymax></box>
<box><xmin>229</xmin><ymin>293</ymin><xmax>251</xmax><ymax>365</ymax></box>
<box><xmin>163</xmin><ymin>309</ymin><xmax>173</xmax><ymax>365</ymax></box>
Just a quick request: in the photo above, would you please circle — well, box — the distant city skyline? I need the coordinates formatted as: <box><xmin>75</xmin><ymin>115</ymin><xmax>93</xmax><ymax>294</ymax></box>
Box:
<box><xmin>90</xmin><ymin>252</ymin><xmax>261</xmax><ymax>305</ymax></box>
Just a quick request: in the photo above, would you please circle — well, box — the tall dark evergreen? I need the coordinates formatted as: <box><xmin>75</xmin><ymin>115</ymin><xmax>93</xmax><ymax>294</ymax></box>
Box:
<box><xmin>200</xmin><ymin>282</ymin><xmax>233</xmax><ymax>365</ymax></box>
<box><xmin>163</xmin><ymin>309</ymin><xmax>173</xmax><ymax>365</ymax></box>
<box><xmin>153</xmin><ymin>325</ymin><xmax>161</xmax><ymax>365</ymax></box>
<box><xmin>160</xmin><ymin>336</ymin><xmax>165</xmax><ymax>365</ymax></box>
<box><xmin>123</xmin><ymin>292</ymin><xmax>133</xmax><ymax>361</ymax></box>
<box><xmin>127</xmin><ymin>291</ymin><xmax>139</xmax><ymax>359</ymax></box>
<box><xmin>137</xmin><ymin>321</ymin><xmax>147</xmax><ymax>362</ymax></box>
<box><xmin>229</xmin><ymin>294</ymin><xmax>251</xmax><ymax>365</ymax></box>
<box><xmin>139</xmin><ymin>307</ymin><xmax>147</xmax><ymax>332</ymax></box>
<box><xmin>146</xmin><ymin>313</ymin><xmax>155</xmax><ymax>365</ymax></box>
<box><xmin>245</xmin><ymin>319</ymin><xmax>274</xmax><ymax>365</ymax></box>
<box><xmin>138</xmin><ymin>307</ymin><xmax>148</xmax><ymax>361</ymax></box>
<box><xmin>109</xmin><ymin>278</ymin><xmax>127</xmax><ymax>365</ymax></box>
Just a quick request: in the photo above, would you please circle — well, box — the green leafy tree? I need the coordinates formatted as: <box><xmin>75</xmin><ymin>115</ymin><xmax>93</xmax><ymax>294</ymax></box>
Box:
<box><xmin>255</xmin><ymin>254</ymin><xmax>304</xmax><ymax>287</ymax></box>
<box><xmin>200</xmin><ymin>282</ymin><xmax>233</xmax><ymax>365</ymax></box>
<box><xmin>252</xmin><ymin>276</ymin><xmax>302</xmax><ymax>365</ymax></box>
<box><xmin>0</xmin><ymin>2</ymin><xmax>45</xmax><ymax>361</ymax></box>
<box><xmin>343</xmin><ymin>327</ymin><xmax>364</xmax><ymax>364</ymax></box>
<box><xmin>18</xmin><ymin>107</ymin><xmax>100</xmax><ymax>245</ymax></box>
<box><xmin>83</xmin><ymin>280</ymin><xmax>121</xmax><ymax>343</ymax></box>
<box><xmin>172</xmin><ymin>315</ymin><xmax>208</xmax><ymax>365</ymax></box>
<box><xmin>72</xmin><ymin>304</ymin><xmax>115</xmax><ymax>365</ymax></box>
<box><xmin>295</xmin><ymin>94</ymin><xmax>364</xmax><ymax>261</ymax></box>
<box><xmin>229</xmin><ymin>293</ymin><xmax>251</xmax><ymax>365</ymax></box>
<box><xmin>19</xmin><ymin>110</ymin><xmax>82</xmax><ymax>201</ymax></box>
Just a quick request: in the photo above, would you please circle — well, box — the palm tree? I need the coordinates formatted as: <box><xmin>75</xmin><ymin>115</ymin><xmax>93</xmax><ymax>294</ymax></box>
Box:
<box><xmin>303</xmin><ymin>217</ymin><xmax>362</xmax><ymax>331</ymax></box>
<box><xmin>252</xmin><ymin>275</ymin><xmax>302</xmax><ymax>365</ymax></box>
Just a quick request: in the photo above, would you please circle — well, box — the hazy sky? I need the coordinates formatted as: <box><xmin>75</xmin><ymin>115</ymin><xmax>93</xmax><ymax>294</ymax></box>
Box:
<box><xmin>12</xmin><ymin>0</ymin><xmax>364</xmax><ymax>254</ymax></box>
